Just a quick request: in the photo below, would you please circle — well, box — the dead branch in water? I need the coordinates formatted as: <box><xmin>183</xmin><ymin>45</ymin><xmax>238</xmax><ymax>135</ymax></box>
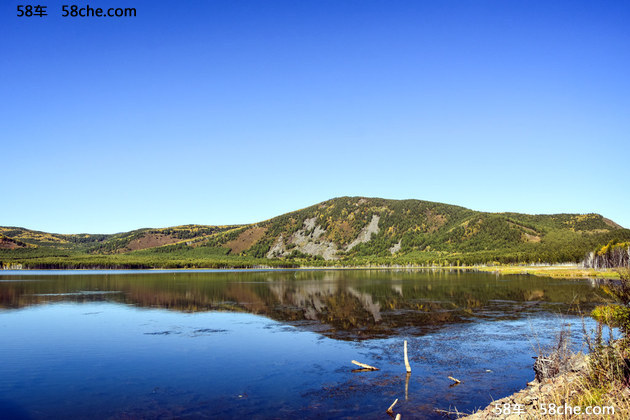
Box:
<box><xmin>434</xmin><ymin>407</ymin><xmax>463</xmax><ymax>418</ymax></box>
<box><xmin>351</xmin><ymin>360</ymin><xmax>379</xmax><ymax>371</ymax></box>
<box><xmin>404</xmin><ymin>340</ymin><xmax>411</xmax><ymax>373</ymax></box>
<box><xmin>386</xmin><ymin>398</ymin><xmax>398</xmax><ymax>414</ymax></box>
<box><xmin>448</xmin><ymin>376</ymin><xmax>461</xmax><ymax>384</ymax></box>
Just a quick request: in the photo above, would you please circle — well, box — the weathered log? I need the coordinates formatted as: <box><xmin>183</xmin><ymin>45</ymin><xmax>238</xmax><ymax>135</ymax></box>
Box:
<box><xmin>448</xmin><ymin>376</ymin><xmax>461</xmax><ymax>384</ymax></box>
<box><xmin>351</xmin><ymin>360</ymin><xmax>379</xmax><ymax>370</ymax></box>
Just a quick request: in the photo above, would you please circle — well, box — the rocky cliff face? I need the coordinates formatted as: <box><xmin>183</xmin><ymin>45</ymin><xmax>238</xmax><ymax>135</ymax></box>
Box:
<box><xmin>584</xmin><ymin>242</ymin><xmax>630</xmax><ymax>269</ymax></box>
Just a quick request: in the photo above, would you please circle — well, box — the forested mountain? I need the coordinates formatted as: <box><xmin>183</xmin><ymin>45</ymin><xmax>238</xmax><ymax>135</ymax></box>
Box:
<box><xmin>2</xmin><ymin>197</ymin><xmax>629</xmax><ymax>269</ymax></box>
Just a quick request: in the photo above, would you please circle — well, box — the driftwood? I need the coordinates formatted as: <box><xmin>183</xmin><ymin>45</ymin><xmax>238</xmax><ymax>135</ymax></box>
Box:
<box><xmin>386</xmin><ymin>398</ymin><xmax>398</xmax><ymax>414</ymax></box>
<box><xmin>448</xmin><ymin>376</ymin><xmax>461</xmax><ymax>384</ymax></box>
<box><xmin>395</xmin><ymin>414</ymin><xmax>401</xmax><ymax>420</ymax></box>
<box><xmin>405</xmin><ymin>372</ymin><xmax>410</xmax><ymax>400</ymax></box>
<box><xmin>404</xmin><ymin>340</ymin><xmax>411</xmax><ymax>373</ymax></box>
<box><xmin>351</xmin><ymin>360</ymin><xmax>379</xmax><ymax>371</ymax></box>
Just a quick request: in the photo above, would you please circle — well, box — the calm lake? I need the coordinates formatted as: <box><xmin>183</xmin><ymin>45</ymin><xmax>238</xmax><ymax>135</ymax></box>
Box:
<box><xmin>0</xmin><ymin>269</ymin><xmax>611</xmax><ymax>419</ymax></box>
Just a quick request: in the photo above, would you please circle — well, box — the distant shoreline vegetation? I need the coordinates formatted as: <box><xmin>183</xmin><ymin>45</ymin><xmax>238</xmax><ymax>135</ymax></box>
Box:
<box><xmin>2</xmin><ymin>197</ymin><xmax>630</xmax><ymax>270</ymax></box>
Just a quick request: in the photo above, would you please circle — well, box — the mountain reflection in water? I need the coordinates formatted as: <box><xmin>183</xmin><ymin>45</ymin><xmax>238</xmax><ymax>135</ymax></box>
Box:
<box><xmin>0</xmin><ymin>269</ymin><xmax>611</xmax><ymax>340</ymax></box>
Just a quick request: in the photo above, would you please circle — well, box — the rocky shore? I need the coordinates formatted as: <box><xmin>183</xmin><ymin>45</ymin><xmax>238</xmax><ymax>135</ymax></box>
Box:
<box><xmin>462</xmin><ymin>354</ymin><xmax>589</xmax><ymax>419</ymax></box>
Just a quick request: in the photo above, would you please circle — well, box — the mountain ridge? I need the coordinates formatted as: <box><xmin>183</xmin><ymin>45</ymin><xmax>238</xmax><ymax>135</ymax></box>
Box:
<box><xmin>2</xmin><ymin>196</ymin><xmax>629</xmax><ymax>268</ymax></box>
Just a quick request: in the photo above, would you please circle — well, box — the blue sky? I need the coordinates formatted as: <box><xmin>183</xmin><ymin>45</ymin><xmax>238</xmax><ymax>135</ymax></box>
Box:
<box><xmin>2</xmin><ymin>0</ymin><xmax>629</xmax><ymax>233</ymax></box>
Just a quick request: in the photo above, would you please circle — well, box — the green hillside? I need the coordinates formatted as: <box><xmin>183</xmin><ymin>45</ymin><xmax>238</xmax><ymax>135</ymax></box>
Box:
<box><xmin>2</xmin><ymin>197</ymin><xmax>629</xmax><ymax>269</ymax></box>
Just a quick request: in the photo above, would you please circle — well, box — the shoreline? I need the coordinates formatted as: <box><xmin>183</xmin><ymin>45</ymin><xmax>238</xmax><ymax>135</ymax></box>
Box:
<box><xmin>461</xmin><ymin>354</ymin><xmax>590</xmax><ymax>419</ymax></box>
<box><xmin>0</xmin><ymin>264</ymin><xmax>621</xmax><ymax>279</ymax></box>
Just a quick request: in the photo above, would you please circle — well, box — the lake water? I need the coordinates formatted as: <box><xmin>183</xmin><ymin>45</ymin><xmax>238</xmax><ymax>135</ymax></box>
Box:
<box><xmin>0</xmin><ymin>269</ymin><xmax>611</xmax><ymax>419</ymax></box>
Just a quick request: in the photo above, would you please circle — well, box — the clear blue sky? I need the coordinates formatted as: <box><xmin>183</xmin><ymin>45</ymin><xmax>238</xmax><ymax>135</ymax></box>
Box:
<box><xmin>2</xmin><ymin>0</ymin><xmax>629</xmax><ymax>233</ymax></box>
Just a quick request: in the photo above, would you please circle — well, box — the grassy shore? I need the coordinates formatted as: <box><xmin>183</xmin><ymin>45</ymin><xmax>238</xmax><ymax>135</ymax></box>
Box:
<box><xmin>474</xmin><ymin>264</ymin><xmax>621</xmax><ymax>279</ymax></box>
<box><xmin>1</xmin><ymin>261</ymin><xmax>622</xmax><ymax>279</ymax></box>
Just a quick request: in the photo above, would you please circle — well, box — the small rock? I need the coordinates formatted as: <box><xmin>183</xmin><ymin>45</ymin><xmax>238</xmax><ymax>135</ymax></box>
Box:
<box><xmin>522</xmin><ymin>395</ymin><xmax>538</xmax><ymax>404</ymax></box>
